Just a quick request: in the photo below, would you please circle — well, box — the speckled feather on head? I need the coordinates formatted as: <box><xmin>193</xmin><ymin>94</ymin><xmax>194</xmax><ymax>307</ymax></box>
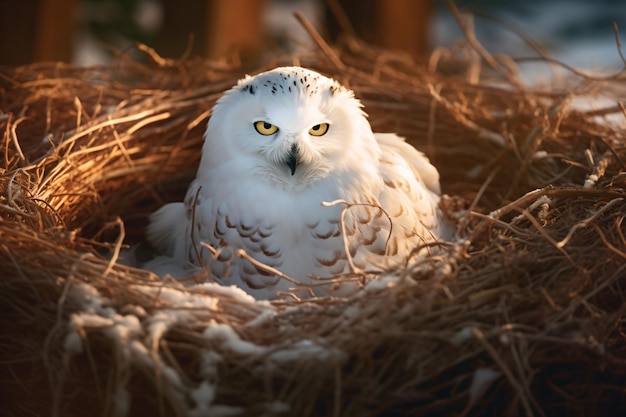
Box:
<box><xmin>146</xmin><ymin>66</ymin><xmax>451</xmax><ymax>299</ymax></box>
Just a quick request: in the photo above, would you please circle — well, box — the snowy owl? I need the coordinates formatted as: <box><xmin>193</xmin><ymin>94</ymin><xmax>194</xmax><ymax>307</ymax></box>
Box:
<box><xmin>146</xmin><ymin>66</ymin><xmax>450</xmax><ymax>299</ymax></box>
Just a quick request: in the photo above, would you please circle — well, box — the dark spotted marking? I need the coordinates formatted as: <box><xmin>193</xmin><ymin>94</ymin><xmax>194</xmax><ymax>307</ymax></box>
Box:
<box><xmin>260</xmin><ymin>244</ymin><xmax>280</xmax><ymax>258</ymax></box>
<box><xmin>241</xmin><ymin>84</ymin><xmax>256</xmax><ymax>95</ymax></box>
<box><xmin>242</xmin><ymin>264</ymin><xmax>275</xmax><ymax>277</ymax></box>
<box><xmin>214</xmin><ymin>220</ymin><xmax>226</xmax><ymax>238</ymax></box>
<box><xmin>306</xmin><ymin>220</ymin><xmax>319</xmax><ymax>228</ymax></box>
<box><xmin>361</xmin><ymin>228</ymin><xmax>377</xmax><ymax>246</ymax></box>
<box><xmin>316</xmin><ymin>255</ymin><xmax>339</xmax><ymax>267</ymax></box>
<box><xmin>238</xmin><ymin>227</ymin><xmax>255</xmax><ymax>238</ymax></box>
<box><xmin>372</xmin><ymin>245</ymin><xmax>386</xmax><ymax>256</ymax></box>
<box><xmin>313</xmin><ymin>229</ymin><xmax>334</xmax><ymax>240</ymax></box>
<box><xmin>246</xmin><ymin>242</ymin><xmax>261</xmax><ymax>253</ymax></box>
<box><xmin>242</xmin><ymin>270</ymin><xmax>280</xmax><ymax>289</ymax></box>
<box><xmin>330</xmin><ymin>261</ymin><xmax>346</xmax><ymax>275</ymax></box>
<box><xmin>344</xmin><ymin>220</ymin><xmax>357</xmax><ymax>236</ymax></box>
<box><xmin>215</xmin><ymin>246</ymin><xmax>233</xmax><ymax>262</ymax></box>
<box><xmin>357</xmin><ymin>208</ymin><xmax>372</xmax><ymax>224</ymax></box>
<box><xmin>384</xmin><ymin>178</ymin><xmax>397</xmax><ymax>188</ymax></box>
<box><xmin>225</xmin><ymin>216</ymin><xmax>236</xmax><ymax>229</ymax></box>
<box><xmin>386</xmin><ymin>237</ymin><xmax>399</xmax><ymax>256</ymax></box>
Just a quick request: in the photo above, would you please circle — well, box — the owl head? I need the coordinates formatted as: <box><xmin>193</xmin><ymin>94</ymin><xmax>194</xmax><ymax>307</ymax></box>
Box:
<box><xmin>199</xmin><ymin>67</ymin><xmax>378</xmax><ymax>189</ymax></box>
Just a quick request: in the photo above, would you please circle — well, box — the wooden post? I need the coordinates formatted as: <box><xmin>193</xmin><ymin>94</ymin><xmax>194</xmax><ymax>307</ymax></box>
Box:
<box><xmin>0</xmin><ymin>0</ymin><xmax>77</xmax><ymax>64</ymax></box>
<box><xmin>206</xmin><ymin>0</ymin><xmax>266</xmax><ymax>61</ymax></box>
<box><xmin>325</xmin><ymin>0</ymin><xmax>435</xmax><ymax>58</ymax></box>
<box><xmin>377</xmin><ymin>0</ymin><xmax>434</xmax><ymax>57</ymax></box>
<box><xmin>34</xmin><ymin>0</ymin><xmax>78</xmax><ymax>62</ymax></box>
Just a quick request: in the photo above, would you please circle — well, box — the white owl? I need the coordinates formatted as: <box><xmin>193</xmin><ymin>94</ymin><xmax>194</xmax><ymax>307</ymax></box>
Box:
<box><xmin>146</xmin><ymin>66</ymin><xmax>451</xmax><ymax>299</ymax></box>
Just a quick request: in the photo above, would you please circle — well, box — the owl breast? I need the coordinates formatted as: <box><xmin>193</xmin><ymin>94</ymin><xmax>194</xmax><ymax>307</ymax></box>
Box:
<box><xmin>186</xmin><ymin>171</ymin><xmax>357</xmax><ymax>298</ymax></box>
<box><xmin>184</xmin><ymin>152</ymin><xmax>443</xmax><ymax>299</ymax></box>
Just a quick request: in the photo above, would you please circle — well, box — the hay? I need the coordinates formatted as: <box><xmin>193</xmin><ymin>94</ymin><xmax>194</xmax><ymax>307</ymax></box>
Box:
<box><xmin>2</xmin><ymin>31</ymin><xmax>626</xmax><ymax>416</ymax></box>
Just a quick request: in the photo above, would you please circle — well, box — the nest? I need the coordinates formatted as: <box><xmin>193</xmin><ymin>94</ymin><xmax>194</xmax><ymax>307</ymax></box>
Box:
<box><xmin>2</xmin><ymin>30</ymin><xmax>626</xmax><ymax>416</ymax></box>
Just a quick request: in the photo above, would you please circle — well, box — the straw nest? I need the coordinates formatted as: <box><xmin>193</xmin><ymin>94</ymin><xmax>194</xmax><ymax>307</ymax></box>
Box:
<box><xmin>2</xmin><ymin>31</ymin><xmax>626</xmax><ymax>417</ymax></box>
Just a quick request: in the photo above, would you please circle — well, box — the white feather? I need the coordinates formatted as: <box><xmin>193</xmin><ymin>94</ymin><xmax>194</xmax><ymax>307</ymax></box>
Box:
<box><xmin>146</xmin><ymin>202</ymin><xmax>187</xmax><ymax>258</ymax></box>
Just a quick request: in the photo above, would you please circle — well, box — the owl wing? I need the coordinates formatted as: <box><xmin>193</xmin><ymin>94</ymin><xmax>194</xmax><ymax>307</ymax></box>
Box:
<box><xmin>144</xmin><ymin>199</ymin><xmax>197</xmax><ymax>278</ymax></box>
<box><xmin>343</xmin><ymin>133</ymin><xmax>447</xmax><ymax>271</ymax></box>
<box><xmin>146</xmin><ymin>179</ymin><xmax>205</xmax><ymax>272</ymax></box>
<box><xmin>146</xmin><ymin>201</ymin><xmax>188</xmax><ymax>261</ymax></box>
<box><xmin>374</xmin><ymin>133</ymin><xmax>441</xmax><ymax>195</ymax></box>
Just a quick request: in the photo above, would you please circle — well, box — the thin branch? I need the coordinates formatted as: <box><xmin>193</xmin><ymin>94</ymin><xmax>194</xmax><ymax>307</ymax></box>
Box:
<box><xmin>294</xmin><ymin>11</ymin><xmax>346</xmax><ymax>71</ymax></box>
<box><xmin>236</xmin><ymin>249</ymin><xmax>304</xmax><ymax>287</ymax></box>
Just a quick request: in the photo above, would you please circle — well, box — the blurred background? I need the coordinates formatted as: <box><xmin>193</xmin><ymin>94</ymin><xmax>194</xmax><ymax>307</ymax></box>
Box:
<box><xmin>0</xmin><ymin>0</ymin><xmax>624</xmax><ymax>77</ymax></box>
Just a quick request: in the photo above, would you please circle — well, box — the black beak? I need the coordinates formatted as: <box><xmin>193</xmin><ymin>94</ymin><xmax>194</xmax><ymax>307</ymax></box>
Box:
<box><xmin>286</xmin><ymin>143</ymin><xmax>298</xmax><ymax>175</ymax></box>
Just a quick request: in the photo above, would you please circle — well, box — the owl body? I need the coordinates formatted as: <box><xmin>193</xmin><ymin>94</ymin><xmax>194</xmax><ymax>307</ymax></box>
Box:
<box><xmin>147</xmin><ymin>67</ymin><xmax>449</xmax><ymax>299</ymax></box>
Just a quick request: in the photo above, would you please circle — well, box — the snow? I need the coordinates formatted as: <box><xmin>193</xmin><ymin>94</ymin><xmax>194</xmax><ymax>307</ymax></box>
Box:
<box><xmin>66</xmin><ymin>283</ymin><xmax>143</xmax><ymax>355</ymax></box>
<box><xmin>511</xmin><ymin>194</ymin><xmax>552</xmax><ymax>224</ymax></box>
<box><xmin>147</xmin><ymin>311</ymin><xmax>187</xmax><ymax>347</ymax></box>
<box><xmin>200</xmin><ymin>350</ymin><xmax>223</xmax><ymax>381</ymax></box>
<box><xmin>203</xmin><ymin>322</ymin><xmax>269</xmax><ymax>356</ymax></box>
<box><xmin>113</xmin><ymin>385</ymin><xmax>131</xmax><ymax>417</ymax></box>
<box><xmin>120</xmin><ymin>304</ymin><xmax>147</xmax><ymax>317</ymax></box>
<box><xmin>570</xmin><ymin>94</ymin><xmax>626</xmax><ymax>128</ymax></box>
<box><xmin>265</xmin><ymin>401</ymin><xmax>291</xmax><ymax>414</ymax></box>
<box><xmin>269</xmin><ymin>339</ymin><xmax>344</xmax><ymax>363</ymax></box>
<box><xmin>189</xmin><ymin>382</ymin><xmax>215</xmax><ymax>415</ymax></box>
<box><xmin>363</xmin><ymin>274</ymin><xmax>401</xmax><ymax>292</ymax></box>
<box><xmin>63</xmin><ymin>331</ymin><xmax>83</xmax><ymax>354</ymax></box>
<box><xmin>133</xmin><ymin>284</ymin><xmax>220</xmax><ymax>309</ymax></box>
<box><xmin>244</xmin><ymin>307</ymin><xmax>277</xmax><ymax>328</ymax></box>
<box><xmin>71</xmin><ymin>313</ymin><xmax>115</xmax><ymax>328</ymax></box>
<box><xmin>468</xmin><ymin>367</ymin><xmax>501</xmax><ymax>404</ymax></box>
<box><xmin>189</xmin><ymin>381</ymin><xmax>269</xmax><ymax>417</ymax></box>
<box><xmin>584</xmin><ymin>174</ymin><xmax>600</xmax><ymax>189</ymax></box>
<box><xmin>434</xmin><ymin>0</ymin><xmax>625</xmax><ymax>84</ymax></box>
<box><xmin>450</xmin><ymin>326</ymin><xmax>474</xmax><ymax>346</ymax></box>
<box><xmin>130</xmin><ymin>340</ymin><xmax>184</xmax><ymax>389</ymax></box>
<box><xmin>104</xmin><ymin>314</ymin><xmax>142</xmax><ymax>344</ymax></box>
<box><xmin>196</xmin><ymin>281</ymin><xmax>270</xmax><ymax>306</ymax></box>
<box><xmin>202</xmin><ymin>320</ymin><xmax>345</xmax><ymax>366</ymax></box>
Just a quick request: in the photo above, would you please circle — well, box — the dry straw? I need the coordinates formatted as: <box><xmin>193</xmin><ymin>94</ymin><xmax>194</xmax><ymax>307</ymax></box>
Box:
<box><xmin>2</xmin><ymin>16</ymin><xmax>626</xmax><ymax>417</ymax></box>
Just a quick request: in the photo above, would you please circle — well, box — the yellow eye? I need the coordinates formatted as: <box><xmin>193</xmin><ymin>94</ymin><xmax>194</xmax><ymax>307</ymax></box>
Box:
<box><xmin>309</xmin><ymin>123</ymin><xmax>329</xmax><ymax>136</ymax></box>
<box><xmin>254</xmin><ymin>121</ymin><xmax>279</xmax><ymax>135</ymax></box>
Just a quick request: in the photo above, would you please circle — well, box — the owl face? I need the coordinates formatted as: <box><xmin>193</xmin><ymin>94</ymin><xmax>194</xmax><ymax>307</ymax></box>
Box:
<box><xmin>202</xmin><ymin>67</ymin><xmax>371</xmax><ymax>188</ymax></box>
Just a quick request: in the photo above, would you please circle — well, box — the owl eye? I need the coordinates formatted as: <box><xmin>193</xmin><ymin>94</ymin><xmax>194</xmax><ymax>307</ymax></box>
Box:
<box><xmin>309</xmin><ymin>123</ymin><xmax>329</xmax><ymax>136</ymax></box>
<box><xmin>254</xmin><ymin>121</ymin><xmax>279</xmax><ymax>135</ymax></box>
